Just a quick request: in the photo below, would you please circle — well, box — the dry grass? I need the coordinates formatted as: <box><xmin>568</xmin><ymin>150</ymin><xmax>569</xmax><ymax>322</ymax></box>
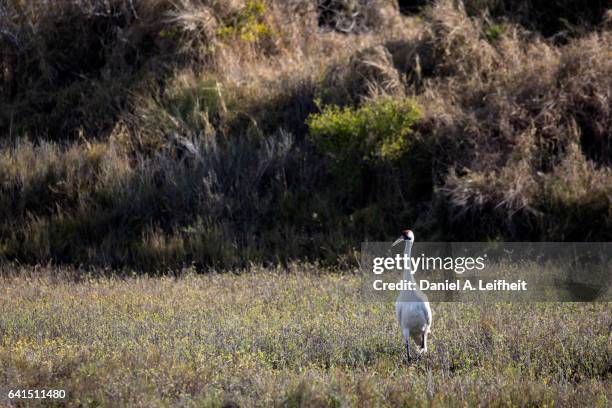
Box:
<box><xmin>0</xmin><ymin>1</ymin><xmax>610</xmax><ymax>269</ymax></box>
<box><xmin>0</xmin><ymin>265</ymin><xmax>610</xmax><ymax>407</ymax></box>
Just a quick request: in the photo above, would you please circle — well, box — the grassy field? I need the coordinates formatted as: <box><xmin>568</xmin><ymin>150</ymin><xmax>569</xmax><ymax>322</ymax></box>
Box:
<box><xmin>1</xmin><ymin>265</ymin><xmax>610</xmax><ymax>407</ymax></box>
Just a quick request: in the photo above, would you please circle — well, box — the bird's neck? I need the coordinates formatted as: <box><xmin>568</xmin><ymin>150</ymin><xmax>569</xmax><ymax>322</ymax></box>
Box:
<box><xmin>403</xmin><ymin>241</ymin><xmax>416</xmax><ymax>283</ymax></box>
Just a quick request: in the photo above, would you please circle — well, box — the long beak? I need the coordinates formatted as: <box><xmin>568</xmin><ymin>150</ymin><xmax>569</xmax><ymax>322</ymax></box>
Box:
<box><xmin>391</xmin><ymin>237</ymin><xmax>404</xmax><ymax>247</ymax></box>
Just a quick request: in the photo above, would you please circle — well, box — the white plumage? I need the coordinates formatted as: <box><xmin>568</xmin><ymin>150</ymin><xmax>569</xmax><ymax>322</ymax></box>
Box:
<box><xmin>393</xmin><ymin>229</ymin><xmax>432</xmax><ymax>361</ymax></box>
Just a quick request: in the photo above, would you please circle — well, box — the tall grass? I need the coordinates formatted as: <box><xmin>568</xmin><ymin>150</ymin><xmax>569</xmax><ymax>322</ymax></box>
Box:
<box><xmin>1</xmin><ymin>0</ymin><xmax>610</xmax><ymax>269</ymax></box>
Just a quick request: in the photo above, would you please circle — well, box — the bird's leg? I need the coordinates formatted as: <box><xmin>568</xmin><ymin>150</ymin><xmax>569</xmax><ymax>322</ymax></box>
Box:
<box><xmin>405</xmin><ymin>340</ymin><xmax>412</xmax><ymax>363</ymax></box>
<box><xmin>402</xmin><ymin>329</ymin><xmax>413</xmax><ymax>364</ymax></box>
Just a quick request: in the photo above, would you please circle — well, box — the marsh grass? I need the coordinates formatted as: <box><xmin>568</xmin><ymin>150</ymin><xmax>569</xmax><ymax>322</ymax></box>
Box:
<box><xmin>0</xmin><ymin>265</ymin><xmax>610</xmax><ymax>407</ymax></box>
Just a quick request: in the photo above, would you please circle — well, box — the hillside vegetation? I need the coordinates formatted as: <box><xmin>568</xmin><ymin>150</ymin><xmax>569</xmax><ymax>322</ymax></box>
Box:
<box><xmin>0</xmin><ymin>266</ymin><xmax>610</xmax><ymax>407</ymax></box>
<box><xmin>1</xmin><ymin>0</ymin><xmax>611</xmax><ymax>270</ymax></box>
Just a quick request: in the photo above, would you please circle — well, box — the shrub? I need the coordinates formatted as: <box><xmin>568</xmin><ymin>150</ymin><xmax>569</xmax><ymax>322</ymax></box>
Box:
<box><xmin>306</xmin><ymin>98</ymin><xmax>422</xmax><ymax>196</ymax></box>
<box><xmin>484</xmin><ymin>23</ymin><xmax>506</xmax><ymax>42</ymax></box>
<box><xmin>217</xmin><ymin>0</ymin><xmax>273</xmax><ymax>43</ymax></box>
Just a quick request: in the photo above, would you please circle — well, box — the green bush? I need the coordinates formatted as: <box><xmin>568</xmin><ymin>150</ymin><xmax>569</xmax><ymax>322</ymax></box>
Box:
<box><xmin>217</xmin><ymin>0</ymin><xmax>272</xmax><ymax>43</ymax></box>
<box><xmin>307</xmin><ymin>97</ymin><xmax>421</xmax><ymax>165</ymax></box>
<box><xmin>306</xmin><ymin>97</ymin><xmax>422</xmax><ymax>200</ymax></box>
<box><xmin>484</xmin><ymin>23</ymin><xmax>506</xmax><ymax>42</ymax></box>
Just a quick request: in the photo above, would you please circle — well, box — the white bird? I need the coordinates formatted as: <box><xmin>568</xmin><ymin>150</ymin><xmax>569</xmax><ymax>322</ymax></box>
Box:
<box><xmin>392</xmin><ymin>229</ymin><xmax>432</xmax><ymax>362</ymax></box>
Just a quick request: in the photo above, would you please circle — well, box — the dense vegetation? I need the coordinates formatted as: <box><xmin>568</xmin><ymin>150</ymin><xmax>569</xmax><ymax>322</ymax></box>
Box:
<box><xmin>1</xmin><ymin>0</ymin><xmax>611</xmax><ymax>270</ymax></box>
<box><xmin>1</xmin><ymin>266</ymin><xmax>610</xmax><ymax>407</ymax></box>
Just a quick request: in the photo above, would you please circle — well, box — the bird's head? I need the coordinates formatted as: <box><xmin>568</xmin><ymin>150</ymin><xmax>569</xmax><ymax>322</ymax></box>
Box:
<box><xmin>392</xmin><ymin>229</ymin><xmax>414</xmax><ymax>247</ymax></box>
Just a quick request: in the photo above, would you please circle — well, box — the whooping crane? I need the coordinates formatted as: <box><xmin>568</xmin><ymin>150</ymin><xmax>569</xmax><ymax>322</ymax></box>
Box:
<box><xmin>392</xmin><ymin>229</ymin><xmax>432</xmax><ymax>362</ymax></box>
